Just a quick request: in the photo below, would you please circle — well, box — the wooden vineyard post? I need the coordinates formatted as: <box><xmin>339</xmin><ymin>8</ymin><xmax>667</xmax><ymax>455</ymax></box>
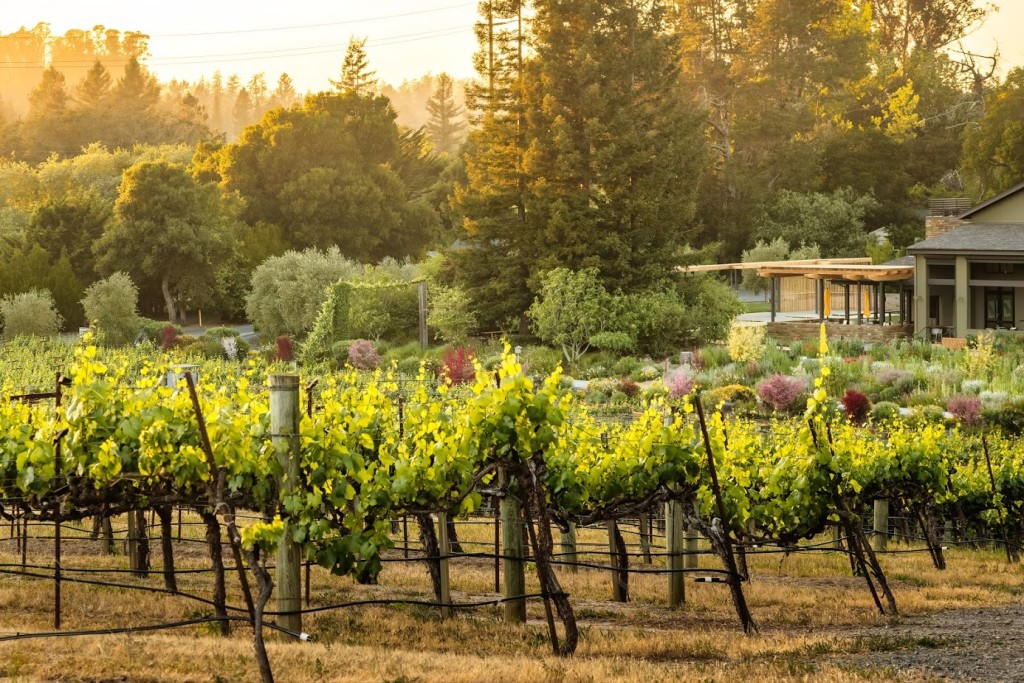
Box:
<box><xmin>270</xmin><ymin>373</ymin><xmax>303</xmax><ymax>638</ymax></box>
<box><xmin>638</xmin><ymin>514</ymin><xmax>652</xmax><ymax>564</ymax></box>
<box><xmin>608</xmin><ymin>521</ymin><xmax>628</xmax><ymax>603</ymax></box>
<box><xmin>872</xmin><ymin>500</ymin><xmax>888</xmax><ymax>552</ymax></box>
<box><xmin>831</xmin><ymin>524</ymin><xmax>842</xmax><ymax>550</ymax></box>
<box><xmin>684</xmin><ymin>525</ymin><xmax>699</xmax><ymax>569</ymax></box>
<box><xmin>666</xmin><ymin>497</ymin><xmax>685</xmax><ymax>607</ymax></box>
<box><xmin>560</xmin><ymin>522</ymin><xmax>577</xmax><ymax>574</ymax></box>
<box><xmin>500</xmin><ymin>471</ymin><xmax>526</xmax><ymax>623</ymax></box>
<box><xmin>437</xmin><ymin>511</ymin><xmax>452</xmax><ymax>619</ymax></box>
<box><xmin>417</xmin><ymin>281</ymin><xmax>429</xmax><ymax>350</ymax></box>
<box><xmin>53</xmin><ymin>372</ymin><xmax>63</xmax><ymax>630</ymax></box>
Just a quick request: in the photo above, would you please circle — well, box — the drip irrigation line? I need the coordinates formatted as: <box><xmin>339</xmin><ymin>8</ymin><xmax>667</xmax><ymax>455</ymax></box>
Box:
<box><xmin>0</xmin><ymin>616</ymin><xmax>302</xmax><ymax>643</ymax></box>
<box><xmin>265</xmin><ymin>592</ymin><xmax>568</xmax><ymax>617</ymax></box>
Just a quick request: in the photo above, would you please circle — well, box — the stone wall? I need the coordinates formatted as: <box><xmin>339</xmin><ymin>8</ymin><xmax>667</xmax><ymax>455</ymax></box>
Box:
<box><xmin>766</xmin><ymin>322</ymin><xmax>913</xmax><ymax>343</ymax></box>
<box><xmin>925</xmin><ymin>215</ymin><xmax>963</xmax><ymax>239</ymax></box>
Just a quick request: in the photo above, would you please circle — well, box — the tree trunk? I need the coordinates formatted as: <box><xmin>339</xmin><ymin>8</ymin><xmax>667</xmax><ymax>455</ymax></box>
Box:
<box><xmin>161</xmin><ymin>273</ymin><xmax>177</xmax><ymax>324</ymax></box>
<box><xmin>416</xmin><ymin>514</ymin><xmax>442</xmax><ymax>601</ymax></box>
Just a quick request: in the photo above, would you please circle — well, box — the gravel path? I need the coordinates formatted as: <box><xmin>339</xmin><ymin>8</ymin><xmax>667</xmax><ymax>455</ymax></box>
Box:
<box><xmin>843</xmin><ymin>603</ymin><xmax>1024</xmax><ymax>682</ymax></box>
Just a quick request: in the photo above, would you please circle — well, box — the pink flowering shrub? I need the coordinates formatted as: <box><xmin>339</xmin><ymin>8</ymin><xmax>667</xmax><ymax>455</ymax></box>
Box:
<box><xmin>757</xmin><ymin>374</ymin><xmax>807</xmax><ymax>413</ymax></box>
<box><xmin>667</xmin><ymin>368</ymin><xmax>694</xmax><ymax>399</ymax></box>
<box><xmin>947</xmin><ymin>395</ymin><xmax>982</xmax><ymax>427</ymax></box>
<box><xmin>347</xmin><ymin>339</ymin><xmax>381</xmax><ymax>370</ymax></box>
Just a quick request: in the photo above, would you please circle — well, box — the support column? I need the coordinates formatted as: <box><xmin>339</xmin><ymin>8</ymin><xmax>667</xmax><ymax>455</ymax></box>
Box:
<box><xmin>844</xmin><ymin>284</ymin><xmax>851</xmax><ymax>324</ymax></box>
<box><xmin>769</xmin><ymin>277</ymin><xmax>777</xmax><ymax>323</ymax></box>
<box><xmin>913</xmin><ymin>255</ymin><xmax>929</xmax><ymax>339</ymax></box>
<box><xmin>817</xmin><ymin>279</ymin><xmax>825</xmax><ymax>323</ymax></box>
<box><xmin>955</xmin><ymin>256</ymin><xmax>969</xmax><ymax>337</ymax></box>
<box><xmin>878</xmin><ymin>283</ymin><xmax>886</xmax><ymax>325</ymax></box>
<box><xmin>857</xmin><ymin>283</ymin><xmax>864</xmax><ymax>324</ymax></box>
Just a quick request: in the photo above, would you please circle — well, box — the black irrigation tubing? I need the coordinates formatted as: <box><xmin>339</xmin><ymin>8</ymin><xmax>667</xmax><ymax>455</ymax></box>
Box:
<box><xmin>0</xmin><ymin>616</ymin><xmax>304</xmax><ymax>643</ymax></box>
<box><xmin>264</xmin><ymin>592</ymin><xmax>569</xmax><ymax>617</ymax></box>
<box><xmin>545</xmin><ymin>557</ymin><xmax>739</xmax><ymax>577</ymax></box>
<box><xmin>0</xmin><ymin>561</ymin><xmax>263</xmax><ymax>576</ymax></box>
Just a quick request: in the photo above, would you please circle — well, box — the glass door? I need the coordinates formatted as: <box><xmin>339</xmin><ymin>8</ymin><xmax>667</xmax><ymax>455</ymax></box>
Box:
<box><xmin>985</xmin><ymin>288</ymin><xmax>1015</xmax><ymax>329</ymax></box>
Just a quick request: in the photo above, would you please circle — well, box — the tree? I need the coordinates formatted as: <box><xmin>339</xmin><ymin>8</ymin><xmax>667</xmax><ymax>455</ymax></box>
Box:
<box><xmin>753</xmin><ymin>189</ymin><xmax>878</xmax><ymax>258</ymax></box>
<box><xmin>528</xmin><ymin>268</ymin><xmax>612</xmax><ymax>367</ymax></box>
<box><xmin>220</xmin><ymin>92</ymin><xmax>439</xmax><ymax>261</ymax></box>
<box><xmin>28</xmin><ymin>190</ymin><xmax>111</xmax><ymax>280</ymax></box>
<box><xmin>76</xmin><ymin>59</ymin><xmax>112</xmax><ymax>107</ymax></box>
<box><xmin>94</xmin><ymin>161</ymin><xmax>237</xmax><ymax>322</ymax></box>
<box><xmin>964</xmin><ymin>67</ymin><xmax>1024</xmax><ymax>199</ymax></box>
<box><xmin>21</xmin><ymin>66</ymin><xmax>76</xmax><ymax>161</ymax></box>
<box><xmin>425</xmin><ymin>73</ymin><xmax>465</xmax><ymax>155</ymax></box>
<box><xmin>331</xmin><ymin>37</ymin><xmax>377</xmax><ymax>95</ymax></box>
<box><xmin>428</xmin><ymin>286</ymin><xmax>477</xmax><ymax>343</ymax></box>
<box><xmin>741</xmin><ymin>238</ymin><xmax>821</xmax><ymax>294</ymax></box>
<box><xmin>269</xmin><ymin>73</ymin><xmax>299</xmax><ymax>110</ymax></box>
<box><xmin>81</xmin><ymin>272</ymin><xmax>139</xmax><ymax>346</ymax></box>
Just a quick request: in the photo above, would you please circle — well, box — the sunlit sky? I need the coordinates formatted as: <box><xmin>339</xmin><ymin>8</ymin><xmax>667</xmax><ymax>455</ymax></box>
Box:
<box><xmin>0</xmin><ymin>1</ymin><xmax>1021</xmax><ymax>91</ymax></box>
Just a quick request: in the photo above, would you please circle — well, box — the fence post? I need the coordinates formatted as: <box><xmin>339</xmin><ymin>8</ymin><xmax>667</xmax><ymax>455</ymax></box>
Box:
<box><xmin>271</xmin><ymin>373</ymin><xmax>303</xmax><ymax>637</ymax></box>
<box><xmin>638</xmin><ymin>514</ymin><xmax>652</xmax><ymax>564</ymax></box>
<box><xmin>500</xmin><ymin>471</ymin><xmax>526</xmax><ymax>623</ymax></box>
<box><xmin>608</xmin><ymin>520</ymin><xmax>627</xmax><ymax>602</ymax></box>
<box><xmin>560</xmin><ymin>522</ymin><xmax>577</xmax><ymax>574</ymax></box>
<box><xmin>437</xmin><ymin>511</ymin><xmax>451</xmax><ymax>619</ymax></box>
<box><xmin>417</xmin><ymin>281</ymin><xmax>429</xmax><ymax>350</ymax></box>
<box><xmin>831</xmin><ymin>523</ymin><xmax>842</xmax><ymax>550</ymax></box>
<box><xmin>666</xmin><ymin>498</ymin><xmax>685</xmax><ymax>607</ymax></box>
<box><xmin>872</xmin><ymin>500</ymin><xmax>889</xmax><ymax>552</ymax></box>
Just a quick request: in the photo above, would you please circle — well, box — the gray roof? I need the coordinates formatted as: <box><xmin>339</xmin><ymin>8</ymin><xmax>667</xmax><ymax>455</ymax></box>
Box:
<box><xmin>908</xmin><ymin>223</ymin><xmax>1024</xmax><ymax>256</ymax></box>
<box><xmin>881</xmin><ymin>255</ymin><xmax>914</xmax><ymax>267</ymax></box>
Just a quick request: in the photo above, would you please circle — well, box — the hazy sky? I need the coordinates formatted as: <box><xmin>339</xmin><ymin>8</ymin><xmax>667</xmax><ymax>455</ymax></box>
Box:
<box><xmin>0</xmin><ymin>1</ymin><xmax>1020</xmax><ymax>91</ymax></box>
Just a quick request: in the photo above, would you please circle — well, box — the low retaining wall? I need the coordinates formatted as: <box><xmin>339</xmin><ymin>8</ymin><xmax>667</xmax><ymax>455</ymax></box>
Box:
<box><xmin>766</xmin><ymin>321</ymin><xmax>913</xmax><ymax>343</ymax></box>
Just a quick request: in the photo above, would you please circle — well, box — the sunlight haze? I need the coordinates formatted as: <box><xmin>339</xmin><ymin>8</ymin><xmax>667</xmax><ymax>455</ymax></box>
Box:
<box><xmin>1</xmin><ymin>1</ymin><xmax>1020</xmax><ymax>91</ymax></box>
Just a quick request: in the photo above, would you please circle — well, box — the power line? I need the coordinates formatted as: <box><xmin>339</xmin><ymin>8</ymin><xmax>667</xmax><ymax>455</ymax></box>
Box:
<box><xmin>148</xmin><ymin>3</ymin><xmax>476</xmax><ymax>38</ymax></box>
<box><xmin>0</xmin><ymin>27</ymin><xmax>474</xmax><ymax>70</ymax></box>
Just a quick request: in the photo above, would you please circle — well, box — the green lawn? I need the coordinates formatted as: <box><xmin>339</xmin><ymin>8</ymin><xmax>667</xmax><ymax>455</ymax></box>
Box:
<box><xmin>742</xmin><ymin>300</ymin><xmax>771</xmax><ymax>314</ymax></box>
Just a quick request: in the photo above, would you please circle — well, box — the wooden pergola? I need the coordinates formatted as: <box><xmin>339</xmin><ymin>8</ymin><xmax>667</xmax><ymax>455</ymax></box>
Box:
<box><xmin>755</xmin><ymin>262</ymin><xmax>915</xmax><ymax>324</ymax></box>
<box><xmin>679</xmin><ymin>258</ymin><xmax>915</xmax><ymax>325</ymax></box>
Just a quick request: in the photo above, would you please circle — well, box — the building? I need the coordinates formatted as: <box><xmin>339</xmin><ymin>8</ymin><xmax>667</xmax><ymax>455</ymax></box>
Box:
<box><xmin>909</xmin><ymin>181</ymin><xmax>1024</xmax><ymax>338</ymax></box>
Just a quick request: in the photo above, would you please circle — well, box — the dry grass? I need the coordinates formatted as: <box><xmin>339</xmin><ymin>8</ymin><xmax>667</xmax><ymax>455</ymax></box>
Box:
<box><xmin>0</xmin><ymin>513</ymin><xmax>1015</xmax><ymax>682</ymax></box>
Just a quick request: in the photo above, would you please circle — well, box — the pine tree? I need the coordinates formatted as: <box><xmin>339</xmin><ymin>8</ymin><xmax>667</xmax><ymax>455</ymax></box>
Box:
<box><xmin>425</xmin><ymin>72</ymin><xmax>465</xmax><ymax>155</ymax></box>
<box><xmin>232</xmin><ymin>87</ymin><xmax>253</xmax><ymax>137</ymax></box>
<box><xmin>452</xmin><ymin>0</ymin><xmax>532</xmax><ymax>329</ymax></box>
<box><xmin>523</xmin><ymin>0</ymin><xmax>708</xmax><ymax>291</ymax></box>
<box><xmin>21</xmin><ymin>66</ymin><xmax>75</xmax><ymax>161</ymax></box>
<box><xmin>331</xmin><ymin>37</ymin><xmax>377</xmax><ymax>94</ymax></box>
<box><xmin>76</xmin><ymin>60</ymin><xmax>112</xmax><ymax>107</ymax></box>
<box><xmin>269</xmin><ymin>73</ymin><xmax>299</xmax><ymax>110</ymax></box>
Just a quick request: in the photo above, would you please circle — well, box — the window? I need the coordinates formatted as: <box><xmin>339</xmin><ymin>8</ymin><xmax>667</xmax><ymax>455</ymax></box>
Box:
<box><xmin>984</xmin><ymin>288</ymin><xmax>1016</xmax><ymax>329</ymax></box>
<box><xmin>983</xmin><ymin>263</ymin><xmax>1015</xmax><ymax>274</ymax></box>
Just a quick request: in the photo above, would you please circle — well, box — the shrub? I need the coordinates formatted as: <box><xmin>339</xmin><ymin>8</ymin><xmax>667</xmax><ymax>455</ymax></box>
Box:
<box><xmin>348</xmin><ymin>271</ymin><xmax>419</xmax><ymax>343</ymax></box>
<box><xmin>612</xmin><ymin>356</ymin><xmax>643</xmax><ymax>377</ymax></box>
<box><xmin>871</xmin><ymin>401</ymin><xmax>901</xmax><ymax>423</ymax></box>
<box><xmin>616</xmin><ymin>377</ymin><xmax>641</xmax><ymax>397</ymax></box>
<box><xmin>701</xmin><ymin>345</ymin><xmax>731</xmax><ymax>369</ymax></box>
<box><xmin>609</xmin><ymin>390</ymin><xmax>629</xmax><ymax>405</ymax></box>
<box><xmin>758</xmin><ymin>374</ymin><xmax>807</xmax><ymax>413</ymax></box>
<box><xmin>707</xmin><ymin>384</ymin><xmax>757</xmax><ymax>406</ymax></box>
<box><xmin>585</xmin><ymin>390</ymin><xmax>608</xmax><ymax>405</ymax></box>
<box><xmin>81</xmin><ymin>272</ymin><xmax>139</xmax><ymax>347</ymax></box>
<box><xmin>666</xmin><ymin>368</ymin><xmax>694</xmax><ymax>399</ymax></box>
<box><xmin>520</xmin><ymin>346</ymin><xmax>563</xmax><ymax>376</ymax></box>
<box><xmin>589</xmin><ymin>331</ymin><xmax>636</xmax><ymax>354</ymax></box>
<box><xmin>980</xmin><ymin>390</ymin><xmax>1009</xmax><ymax>411</ymax></box>
<box><xmin>161</xmin><ymin>324</ymin><xmax>179</xmax><ymax>349</ymax></box>
<box><xmin>397</xmin><ymin>355</ymin><xmax>423</xmax><ymax>376</ymax></box>
<box><xmin>274</xmin><ymin>336</ymin><xmax>295</xmax><ymax>362</ymax></box>
<box><xmin>0</xmin><ymin>289</ymin><xmax>62</xmax><ymax>339</ymax></box>
<box><xmin>631</xmin><ymin>365</ymin><xmax>662</xmax><ymax>382</ymax></box>
<box><xmin>727</xmin><ymin>324</ymin><xmax>766</xmax><ymax>364</ymax></box>
<box><xmin>961</xmin><ymin>379</ymin><xmax>985</xmax><ymax>395</ymax></box>
<box><xmin>428</xmin><ymin>286</ymin><xmax>477</xmax><ymax>344</ymax></box>
<box><xmin>983</xmin><ymin>399</ymin><xmax>1024</xmax><ymax>436</ymax></box>
<box><xmin>586</xmin><ymin>378</ymin><xmax>618</xmax><ymax>396</ymax></box>
<box><xmin>441</xmin><ymin>346</ymin><xmax>476</xmax><ymax>385</ymax></box>
<box><xmin>245</xmin><ymin>247</ymin><xmax>361</xmax><ymax>338</ymax></box>
<box><xmin>346</xmin><ymin>339</ymin><xmax>380</xmax><ymax>370</ymax></box>
<box><xmin>947</xmin><ymin>395</ymin><xmax>982</xmax><ymax>427</ymax></box>
<box><xmin>137</xmin><ymin>318</ymin><xmax>177</xmax><ymax>344</ymax></box>
<box><xmin>841</xmin><ymin>389</ymin><xmax>871</xmax><ymax>425</ymax></box>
